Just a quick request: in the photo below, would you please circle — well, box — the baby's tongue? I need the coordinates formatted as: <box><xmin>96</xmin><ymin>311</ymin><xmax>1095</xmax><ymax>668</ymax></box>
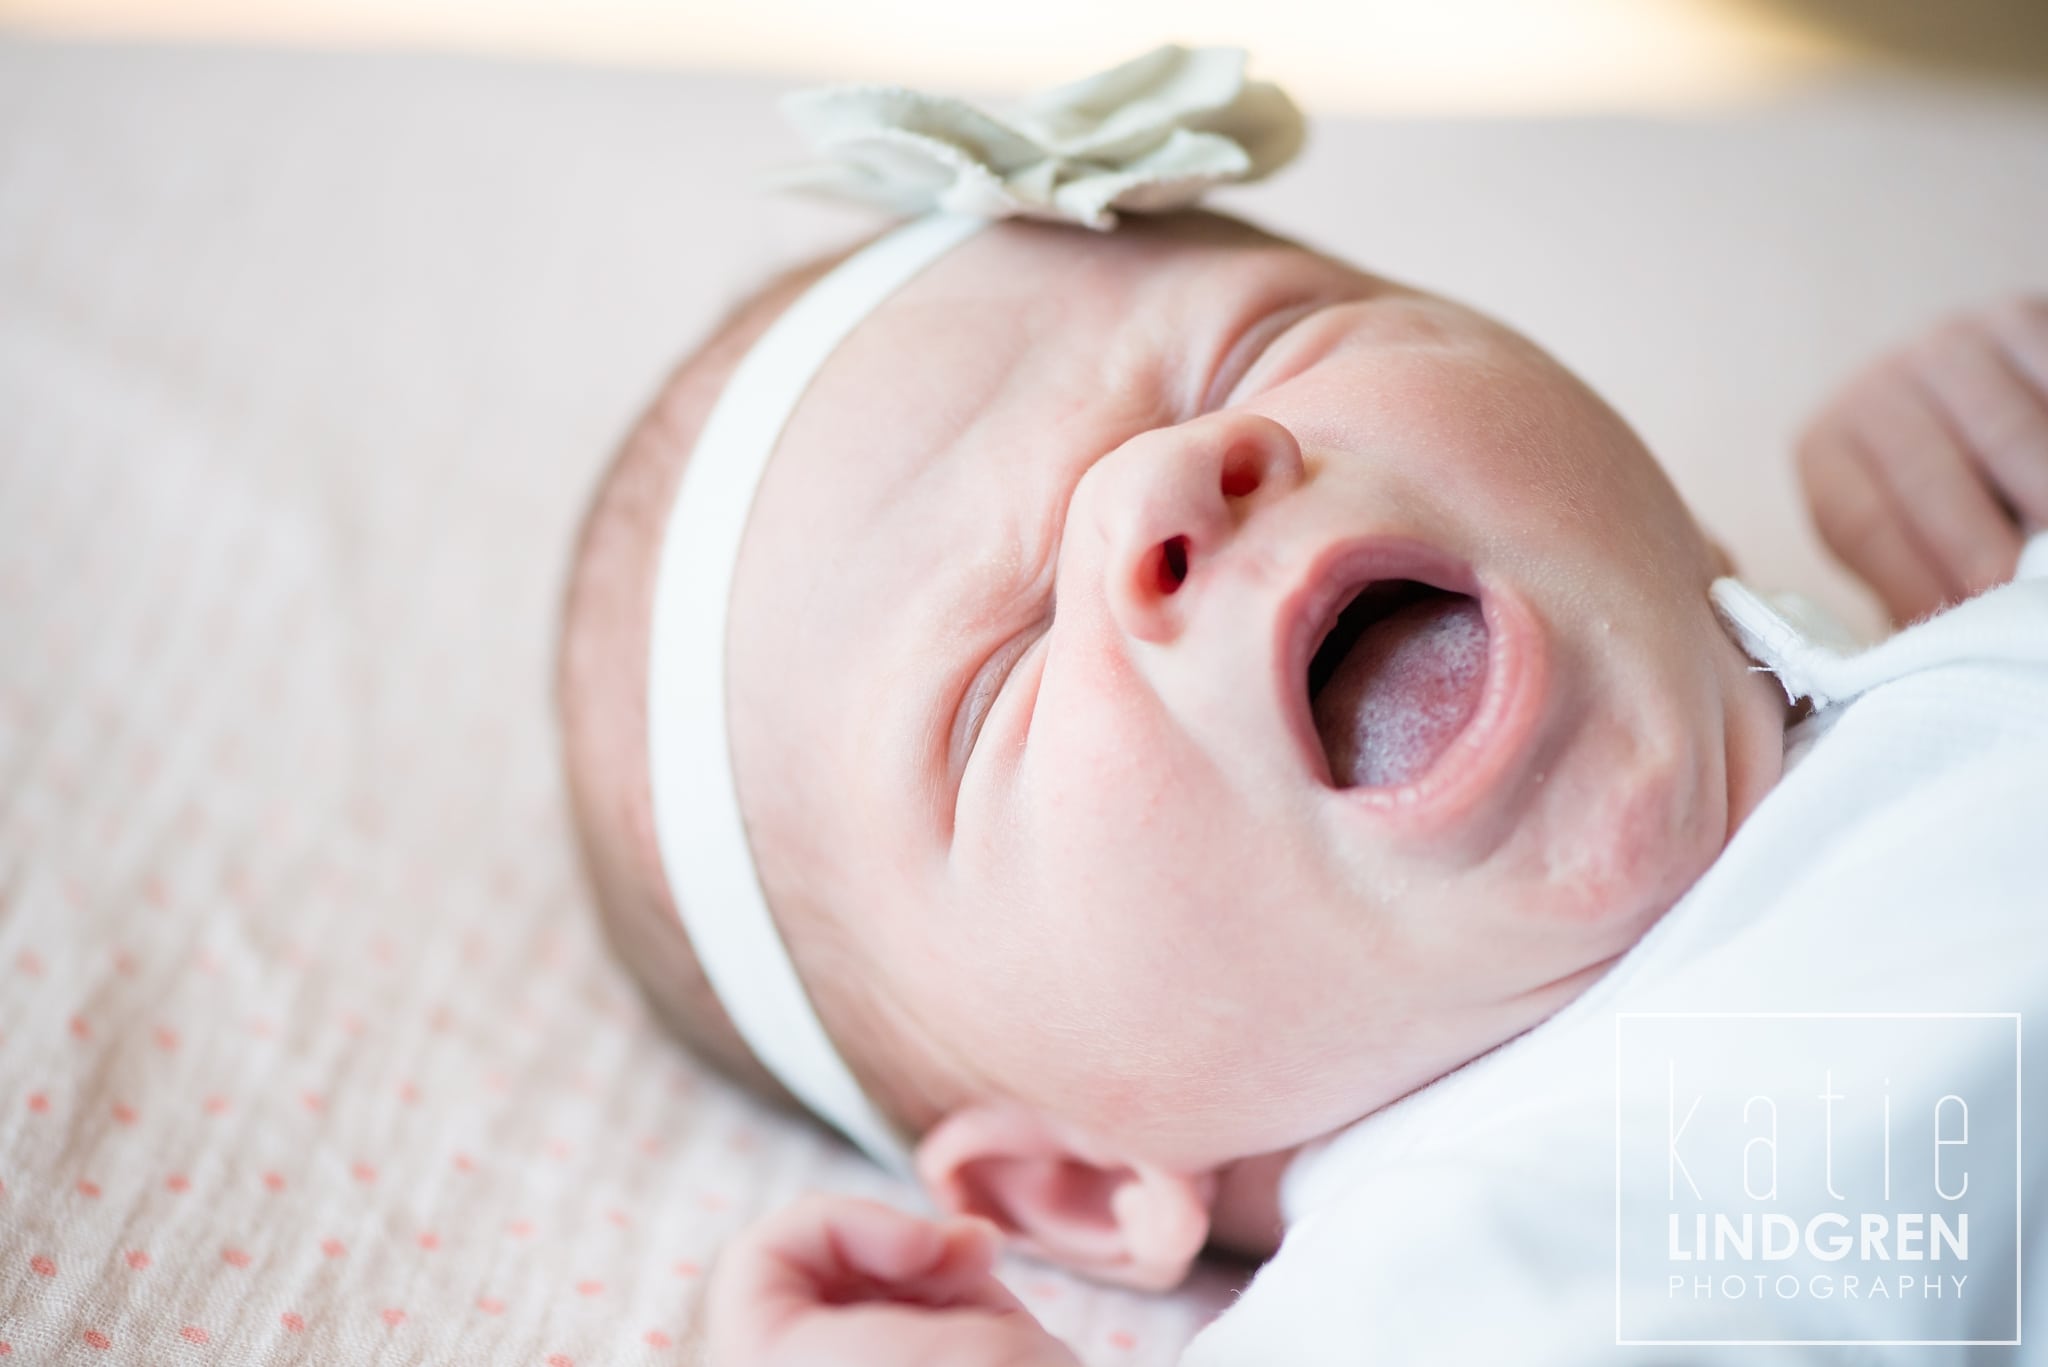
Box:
<box><xmin>1311</xmin><ymin>592</ymin><xmax>1488</xmax><ymax>788</ymax></box>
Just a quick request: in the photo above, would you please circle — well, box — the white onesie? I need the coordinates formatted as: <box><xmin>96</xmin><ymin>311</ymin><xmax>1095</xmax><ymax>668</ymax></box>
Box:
<box><xmin>1182</xmin><ymin>531</ymin><xmax>2048</xmax><ymax>1365</ymax></box>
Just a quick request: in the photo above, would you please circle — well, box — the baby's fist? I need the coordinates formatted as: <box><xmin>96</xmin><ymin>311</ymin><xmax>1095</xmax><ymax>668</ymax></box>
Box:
<box><xmin>692</xmin><ymin>1192</ymin><xmax>1082</xmax><ymax>1367</ymax></box>
<box><xmin>1797</xmin><ymin>295</ymin><xmax>2048</xmax><ymax>626</ymax></box>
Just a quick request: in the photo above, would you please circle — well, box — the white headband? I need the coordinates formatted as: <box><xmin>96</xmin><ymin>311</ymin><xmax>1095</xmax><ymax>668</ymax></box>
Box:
<box><xmin>644</xmin><ymin>46</ymin><xmax>1303</xmax><ymax>1174</ymax></box>
<box><xmin>647</xmin><ymin>210</ymin><xmax>987</xmax><ymax>1175</ymax></box>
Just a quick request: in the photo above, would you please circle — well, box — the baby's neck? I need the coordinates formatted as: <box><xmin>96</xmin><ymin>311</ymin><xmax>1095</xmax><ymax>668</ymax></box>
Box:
<box><xmin>1203</xmin><ymin>1145</ymin><xmax>1297</xmax><ymax>1260</ymax></box>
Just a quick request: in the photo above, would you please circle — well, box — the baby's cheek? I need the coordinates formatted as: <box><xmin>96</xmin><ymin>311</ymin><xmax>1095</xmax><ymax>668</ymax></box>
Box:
<box><xmin>1535</xmin><ymin>707</ymin><xmax>1713</xmax><ymax>929</ymax></box>
<box><xmin>1039</xmin><ymin>750</ymin><xmax>1242</xmax><ymax>912</ymax></box>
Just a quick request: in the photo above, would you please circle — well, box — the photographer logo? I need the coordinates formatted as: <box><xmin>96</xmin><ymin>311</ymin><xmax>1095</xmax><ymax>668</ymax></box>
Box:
<box><xmin>1614</xmin><ymin>1013</ymin><xmax>2021</xmax><ymax>1346</ymax></box>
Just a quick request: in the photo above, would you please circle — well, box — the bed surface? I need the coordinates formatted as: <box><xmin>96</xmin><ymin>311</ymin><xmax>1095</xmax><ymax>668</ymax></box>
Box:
<box><xmin>2</xmin><ymin>36</ymin><xmax>2045</xmax><ymax>1363</ymax></box>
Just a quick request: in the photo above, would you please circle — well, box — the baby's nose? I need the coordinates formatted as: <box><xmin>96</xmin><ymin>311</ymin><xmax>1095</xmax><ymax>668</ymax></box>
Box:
<box><xmin>1096</xmin><ymin>410</ymin><xmax>1304</xmax><ymax>646</ymax></box>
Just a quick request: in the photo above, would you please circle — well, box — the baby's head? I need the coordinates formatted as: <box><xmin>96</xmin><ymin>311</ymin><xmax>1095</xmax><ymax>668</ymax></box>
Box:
<box><xmin>557</xmin><ymin>208</ymin><xmax>1787</xmax><ymax>1288</ymax></box>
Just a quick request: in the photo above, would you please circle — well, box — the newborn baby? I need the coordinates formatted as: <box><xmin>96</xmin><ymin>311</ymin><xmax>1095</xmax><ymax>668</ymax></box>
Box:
<box><xmin>557</xmin><ymin>198</ymin><xmax>2048</xmax><ymax>1358</ymax></box>
<box><xmin>563</xmin><ymin>199</ymin><xmax>1784</xmax><ymax>1226</ymax></box>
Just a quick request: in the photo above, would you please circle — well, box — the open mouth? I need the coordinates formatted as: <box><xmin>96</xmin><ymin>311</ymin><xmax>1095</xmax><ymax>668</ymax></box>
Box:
<box><xmin>1305</xmin><ymin>578</ymin><xmax>1490</xmax><ymax>789</ymax></box>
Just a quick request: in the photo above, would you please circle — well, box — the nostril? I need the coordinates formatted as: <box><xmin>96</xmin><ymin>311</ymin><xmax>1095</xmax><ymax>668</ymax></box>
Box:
<box><xmin>1156</xmin><ymin>536</ymin><xmax>1190</xmax><ymax>594</ymax></box>
<box><xmin>1220</xmin><ymin>458</ymin><xmax>1261</xmax><ymax>500</ymax></box>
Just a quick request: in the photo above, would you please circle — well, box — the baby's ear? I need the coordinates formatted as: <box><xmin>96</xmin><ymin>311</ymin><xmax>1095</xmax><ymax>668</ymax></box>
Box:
<box><xmin>913</xmin><ymin>1101</ymin><xmax>1217</xmax><ymax>1292</ymax></box>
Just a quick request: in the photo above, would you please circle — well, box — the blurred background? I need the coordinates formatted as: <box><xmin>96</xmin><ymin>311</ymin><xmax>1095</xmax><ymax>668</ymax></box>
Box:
<box><xmin>4</xmin><ymin>0</ymin><xmax>2046</xmax><ymax>113</ymax></box>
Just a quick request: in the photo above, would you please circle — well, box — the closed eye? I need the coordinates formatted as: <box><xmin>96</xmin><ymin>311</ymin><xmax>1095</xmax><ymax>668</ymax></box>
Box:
<box><xmin>949</xmin><ymin>611</ymin><xmax>1050</xmax><ymax>797</ymax></box>
<box><xmin>1202</xmin><ymin>298</ymin><xmax>1333</xmax><ymax>412</ymax></box>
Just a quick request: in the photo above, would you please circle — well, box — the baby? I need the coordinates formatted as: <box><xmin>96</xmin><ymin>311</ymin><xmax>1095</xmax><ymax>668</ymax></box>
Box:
<box><xmin>554</xmin><ymin>53</ymin><xmax>2048</xmax><ymax>1365</ymax></box>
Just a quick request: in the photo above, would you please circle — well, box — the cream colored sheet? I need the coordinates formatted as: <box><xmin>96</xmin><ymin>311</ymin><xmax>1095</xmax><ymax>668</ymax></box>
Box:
<box><xmin>2</xmin><ymin>36</ymin><xmax>2043</xmax><ymax>1364</ymax></box>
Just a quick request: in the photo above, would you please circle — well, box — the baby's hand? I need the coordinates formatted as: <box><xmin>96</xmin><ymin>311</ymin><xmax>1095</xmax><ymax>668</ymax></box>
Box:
<box><xmin>690</xmin><ymin>1192</ymin><xmax>1083</xmax><ymax>1367</ymax></box>
<box><xmin>1796</xmin><ymin>294</ymin><xmax>2048</xmax><ymax>625</ymax></box>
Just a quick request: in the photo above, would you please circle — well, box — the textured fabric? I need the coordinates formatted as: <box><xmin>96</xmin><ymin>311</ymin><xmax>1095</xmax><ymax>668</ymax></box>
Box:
<box><xmin>1711</xmin><ymin>546</ymin><xmax>2048</xmax><ymax>711</ymax></box>
<box><xmin>1185</xmin><ymin>542</ymin><xmax>2048</xmax><ymax>1364</ymax></box>
<box><xmin>772</xmin><ymin>44</ymin><xmax>1304</xmax><ymax>230</ymax></box>
<box><xmin>3</xmin><ymin>34</ymin><xmax>2047</xmax><ymax>1365</ymax></box>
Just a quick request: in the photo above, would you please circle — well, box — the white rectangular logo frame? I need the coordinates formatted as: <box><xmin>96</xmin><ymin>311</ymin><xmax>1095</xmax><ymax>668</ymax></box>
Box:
<box><xmin>1612</xmin><ymin>1011</ymin><xmax>2022</xmax><ymax>1348</ymax></box>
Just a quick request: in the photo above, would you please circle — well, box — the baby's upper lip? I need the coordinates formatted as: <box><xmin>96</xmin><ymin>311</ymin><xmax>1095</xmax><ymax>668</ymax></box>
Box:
<box><xmin>1271</xmin><ymin>535</ymin><xmax>1483</xmax><ymax>790</ymax></box>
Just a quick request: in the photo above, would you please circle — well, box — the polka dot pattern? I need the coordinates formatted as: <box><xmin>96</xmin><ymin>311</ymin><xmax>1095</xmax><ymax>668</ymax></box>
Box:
<box><xmin>0</xmin><ymin>40</ymin><xmax>1242</xmax><ymax>1367</ymax></box>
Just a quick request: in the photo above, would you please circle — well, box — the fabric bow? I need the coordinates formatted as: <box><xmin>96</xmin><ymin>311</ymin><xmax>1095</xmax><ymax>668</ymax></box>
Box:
<box><xmin>765</xmin><ymin>44</ymin><xmax>1306</xmax><ymax>231</ymax></box>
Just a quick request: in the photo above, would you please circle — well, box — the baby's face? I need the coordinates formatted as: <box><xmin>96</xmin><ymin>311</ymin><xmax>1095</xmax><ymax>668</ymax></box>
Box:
<box><xmin>727</xmin><ymin>213</ymin><xmax>1783</xmax><ymax>1171</ymax></box>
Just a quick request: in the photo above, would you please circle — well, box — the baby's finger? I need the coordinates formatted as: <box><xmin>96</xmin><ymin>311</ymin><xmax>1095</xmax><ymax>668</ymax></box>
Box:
<box><xmin>830</xmin><ymin>1214</ymin><xmax>1025</xmax><ymax>1315</ymax></box>
<box><xmin>1987</xmin><ymin>295</ymin><xmax>2048</xmax><ymax>402</ymax></box>
<box><xmin>707</xmin><ymin>1204</ymin><xmax>1031</xmax><ymax>1363</ymax></box>
<box><xmin>1913</xmin><ymin>315</ymin><xmax>2048</xmax><ymax>533</ymax></box>
<box><xmin>1799</xmin><ymin>421</ymin><xmax>1950</xmax><ymax>625</ymax></box>
<box><xmin>706</xmin><ymin>1195</ymin><xmax>934</xmax><ymax>1340</ymax></box>
<box><xmin>825</xmin><ymin>1208</ymin><xmax>1023</xmax><ymax>1314</ymax></box>
<box><xmin>724</xmin><ymin>1198</ymin><xmax>1017</xmax><ymax>1319</ymax></box>
<box><xmin>784</xmin><ymin>1194</ymin><xmax>948</xmax><ymax>1285</ymax></box>
<box><xmin>770</xmin><ymin>1300</ymin><xmax>1072</xmax><ymax>1367</ymax></box>
<box><xmin>916</xmin><ymin>1219</ymin><xmax>1031</xmax><ymax>1314</ymax></box>
<box><xmin>1848</xmin><ymin>372</ymin><xmax>2023</xmax><ymax>601</ymax></box>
